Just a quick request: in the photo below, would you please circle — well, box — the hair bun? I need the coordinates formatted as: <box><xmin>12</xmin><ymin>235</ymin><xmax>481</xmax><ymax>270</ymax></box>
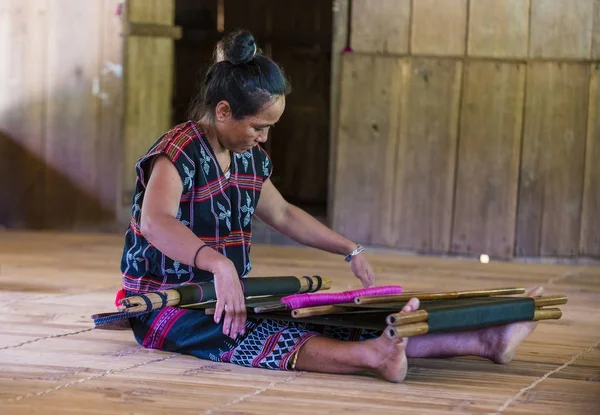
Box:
<box><xmin>222</xmin><ymin>29</ymin><xmax>258</xmax><ymax>65</ymax></box>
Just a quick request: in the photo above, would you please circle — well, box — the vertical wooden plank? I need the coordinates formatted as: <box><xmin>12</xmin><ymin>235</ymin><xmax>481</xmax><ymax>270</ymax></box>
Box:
<box><xmin>328</xmin><ymin>0</ymin><xmax>349</xmax><ymax>226</ymax></box>
<box><xmin>97</xmin><ymin>0</ymin><xmax>124</xmax><ymax>227</ymax></box>
<box><xmin>44</xmin><ymin>0</ymin><xmax>109</xmax><ymax>229</ymax></box>
<box><xmin>332</xmin><ymin>54</ymin><xmax>406</xmax><ymax>245</ymax></box>
<box><xmin>0</xmin><ymin>0</ymin><xmax>48</xmax><ymax>228</ymax></box>
<box><xmin>468</xmin><ymin>0</ymin><xmax>530</xmax><ymax>58</ymax></box>
<box><xmin>411</xmin><ymin>0</ymin><xmax>467</xmax><ymax>56</ymax></box>
<box><xmin>122</xmin><ymin>0</ymin><xmax>176</xmax><ymax>203</ymax></box>
<box><xmin>530</xmin><ymin>0</ymin><xmax>594</xmax><ymax>59</ymax></box>
<box><xmin>451</xmin><ymin>62</ymin><xmax>526</xmax><ymax>259</ymax></box>
<box><xmin>392</xmin><ymin>58</ymin><xmax>462</xmax><ymax>252</ymax></box>
<box><xmin>593</xmin><ymin>0</ymin><xmax>600</xmax><ymax>59</ymax></box>
<box><xmin>516</xmin><ymin>63</ymin><xmax>589</xmax><ymax>257</ymax></box>
<box><xmin>350</xmin><ymin>0</ymin><xmax>410</xmax><ymax>54</ymax></box>
<box><xmin>123</xmin><ymin>38</ymin><xmax>174</xmax><ymax>200</ymax></box>
<box><xmin>581</xmin><ymin>64</ymin><xmax>600</xmax><ymax>256</ymax></box>
<box><xmin>128</xmin><ymin>0</ymin><xmax>174</xmax><ymax>24</ymax></box>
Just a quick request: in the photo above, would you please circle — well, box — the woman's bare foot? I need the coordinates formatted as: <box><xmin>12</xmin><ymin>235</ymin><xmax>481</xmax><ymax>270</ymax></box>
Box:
<box><xmin>370</xmin><ymin>297</ymin><xmax>420</xmax><ymax>382</ymax></box>
<box><xmin>479</xmin><ymin>286</ymin><xmax>544</xmax><ymax>364</ymax></box>
<box><xmin>293</xmin><ymin>297</ymin><xmax>420</xmax><ymax>382</ymax></box>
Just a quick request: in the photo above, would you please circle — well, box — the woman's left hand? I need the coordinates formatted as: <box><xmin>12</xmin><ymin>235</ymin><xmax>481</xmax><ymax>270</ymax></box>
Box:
<box><xmin>350</xmin><ymin>253</ymin><xmax>375</xmax><ymax>288</ymax></box>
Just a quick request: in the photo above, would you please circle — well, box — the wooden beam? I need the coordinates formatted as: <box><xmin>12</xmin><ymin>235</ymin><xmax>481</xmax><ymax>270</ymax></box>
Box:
<box><xmin>328</xmin><ymin>0</ymin><xmax>349</xmax><ymax>227</ymax></box>
<box><xmin>127</xmin><ymin>22</ymin><xmax>182</xmax><ymax>39</ymax></box>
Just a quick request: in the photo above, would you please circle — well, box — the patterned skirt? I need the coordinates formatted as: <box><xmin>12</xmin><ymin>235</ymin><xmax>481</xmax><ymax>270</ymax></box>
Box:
<box><xmin>129</xmin><ymin>307</ymin><xmax>380</xmax><ymax>371</ymax></box>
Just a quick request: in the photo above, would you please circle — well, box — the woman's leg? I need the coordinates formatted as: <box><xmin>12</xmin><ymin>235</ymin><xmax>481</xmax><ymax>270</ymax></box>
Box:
<box><xmin>295</xmin><ymin>287</ymin><xmax>543</xmax><ymax>382</ymax></box>
<box><xmin>405</xmin><ymin>286</ymin><xmax>544</xmax><ymax>364</ymax></box>
<box><xmin>294</xmin><ymin>298</ymin><xmax>417</xmax><ymax>382</ymax></box>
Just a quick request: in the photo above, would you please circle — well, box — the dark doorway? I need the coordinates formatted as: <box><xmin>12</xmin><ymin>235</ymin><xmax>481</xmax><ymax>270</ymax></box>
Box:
<box><xmin>173</xmin><ymin>0</ymin><xmax>332</xmax><ymax>219</ymax></box>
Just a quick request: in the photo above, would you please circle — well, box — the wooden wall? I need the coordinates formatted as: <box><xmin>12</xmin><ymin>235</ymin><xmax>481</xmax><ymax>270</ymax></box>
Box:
<box><xmin>224</xmin><ymin>0</ymin><xmax>333</xmax><ymax>209</ymax></box>
<box><xmin>174</xmin><ymin>0</ymin><xmax>333</xmax><ymax>210</ymax></box>
<box><xmin>0</xmin><ymin>0</ymin><xmax>123</xmax><ymax>230</ymax></box>
<box><xmin>332</xmin><ymin>0</ymin><xmax>600</xmax><ymax>259</ymax></box>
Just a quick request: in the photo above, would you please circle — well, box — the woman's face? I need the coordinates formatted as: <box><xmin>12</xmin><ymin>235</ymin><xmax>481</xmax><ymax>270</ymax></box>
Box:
<box><xmin>215</xmin><ymin>95</ymin><xmax>285</xmax><ymax>154</ymax></box>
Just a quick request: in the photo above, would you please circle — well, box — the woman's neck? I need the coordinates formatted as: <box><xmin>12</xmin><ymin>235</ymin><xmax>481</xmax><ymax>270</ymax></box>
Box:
<box><xmin>197</xmin><ymin>116</ymin><xmax>228</xmax><ymax>157</ymax></box>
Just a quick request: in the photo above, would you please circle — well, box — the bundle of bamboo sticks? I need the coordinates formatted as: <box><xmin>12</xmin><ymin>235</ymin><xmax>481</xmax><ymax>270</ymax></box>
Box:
<box><xmin>383</xmin><ymin>294</ymin><xmax>567</xmax><ymax>339</ymax></box>
<box><xmin>197</xmin><ymin>287</ymin><xmax>568</xmax><ymax>337</ymax></box>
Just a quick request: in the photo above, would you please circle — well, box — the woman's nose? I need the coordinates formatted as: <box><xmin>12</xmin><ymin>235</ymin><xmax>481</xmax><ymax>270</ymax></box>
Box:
<box><xmin>256</xmin><ymin>130</ymin><xmax>268</xmax><ymax>143</ymax></box>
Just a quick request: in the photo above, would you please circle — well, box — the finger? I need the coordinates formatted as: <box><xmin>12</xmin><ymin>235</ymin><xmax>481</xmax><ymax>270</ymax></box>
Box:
<box><xmin>404</xmin><ymin>297</ymin><xmax>420</xmax><ymax>312</ymax></box>
<box><xmin>214</xmin><ymin>299</ymin><xmax>225</xmax><ymax>324</ymax></box>
<box><xmin>368</xmin><ymin>267</ymin><xmax>376</xmax><ymax>285</ymax></box>
<box><xmin>233</xmin><ymin>301</ymin><xmax>247</xmax><ymax>338</ymax></box>
<box><xmin>365</xmin><ymin>271</ymin><xmax>374</xmax><ymax>288</ymax></box>
<box><xmin>365</xmin><ymin>270</ymin><xmax>373</xmax><ymax>287</ymax></box>
<box><xmin>222</xmin><ymin>304</ymin><xmax>233</xmax><ymax>337</ymax></box>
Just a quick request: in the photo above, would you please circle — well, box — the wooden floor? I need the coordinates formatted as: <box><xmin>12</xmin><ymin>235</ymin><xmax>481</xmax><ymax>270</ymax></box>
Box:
<box><xmin>0</xmin><ymin>231</ymin><xmax>599</xmax><ymax>415</ymax></box>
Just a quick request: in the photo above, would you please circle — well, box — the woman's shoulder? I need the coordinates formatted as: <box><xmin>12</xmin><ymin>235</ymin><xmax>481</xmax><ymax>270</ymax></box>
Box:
<box><xmin>146</xmin><ymin>121</ymin><xmax>205</xmax><ymax>160</ymax></box>
<box><xmin>159</xmin><ymin>121</ymin><xmax>204</xmax><ymax>147</ymax></box>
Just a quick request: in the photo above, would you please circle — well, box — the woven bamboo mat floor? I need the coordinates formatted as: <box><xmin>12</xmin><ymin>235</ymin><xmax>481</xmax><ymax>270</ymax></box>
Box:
<box><xmin>0</xmin><ymin>230</ymin><xmax>598</xmax><ymax>415</ymax></box>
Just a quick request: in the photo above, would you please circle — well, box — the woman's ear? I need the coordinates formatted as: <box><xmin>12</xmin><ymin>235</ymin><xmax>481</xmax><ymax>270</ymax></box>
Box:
<box><xmin>215</xmin><ymin>101</ymin><xmax>232</xmax><ymax>123</ymax></box>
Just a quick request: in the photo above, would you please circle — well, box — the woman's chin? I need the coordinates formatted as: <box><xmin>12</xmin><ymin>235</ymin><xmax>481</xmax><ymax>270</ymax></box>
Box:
<box><xmin>234</xmin><ymin>145</ymin><xmax>255</xmax><ymax>154</ymax></box>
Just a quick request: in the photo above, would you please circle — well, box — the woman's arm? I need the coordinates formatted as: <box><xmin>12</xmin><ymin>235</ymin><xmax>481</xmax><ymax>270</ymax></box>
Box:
<box><xmin>255</xmin><ymin>179</ymin><xmax>375</xmax><ymax>286</ymax></box>
<box><xmin>254</xmin><ymin>179</ymin><xmax>356</xmax><ymax>255</ymax></box>
<box><xmin>139</xmin><ymin>156</ymin><xmax>220</xmax><ymax>268</ymax></box>
<box><xmin>139</xmin><ymin>156</ymin><xmax>247</xmax><ymax>339</ymax></box>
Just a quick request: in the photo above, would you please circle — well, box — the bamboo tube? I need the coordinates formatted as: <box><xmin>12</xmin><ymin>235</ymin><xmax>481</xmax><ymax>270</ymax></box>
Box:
<box><xmin>203</xmin><ymin>303</ymin><xmax>352</xmax><ymax>318</ymax></box>
<box><xmin>533</xmin><ymin>308</ymin><xmax>563</xmax><ymax>320</ymax></box>
<box><xmin>118</xmin><ymin>290</ymin><xmax>181</xmax><ymax>312</ymax></box>
<box><xmin>300</xmin><ymin>277</ymin><xmax>333</xmax><ymax>291</ymax></box>
<box><xmin>291</xmin><ymin>305</ymin><xmax>356</xmax><ymax>319</ymax></box>
<box><xmin>385</xmin><ymin>296</ymin><xmax>567</xmax><ymax>327</ymax></box>
<box><xmin>386</xmin><ymin>310</ymin><xmax>428</xmax><ymax>326</ymax></box>
<box><xmin>385</xmin><ymin>307</ymin><xmax>564</xmax><ymax>339</ymax></box>
<box><xmin>356</xmin><ymin>287</ymin><xmax>526</xmax><ymax>305</ymax></box>
<box><xmin>253</xmin><ymin>303</ymin><xmax>289</xmax><ymax>313</ymax></box>
<box><xmin>117</xmin><ymin>276</ymin><xmax>332</xmax><ymax>313</ymax></box>
<box><xmin>533</xmin><ymin>295</ymin><xmax>568</xmax><ymax>307</ymax></box>
<box><xmin>385</xmin><ymin>322</ymin><xmax>429</xmax><ymax>339</ymax></box>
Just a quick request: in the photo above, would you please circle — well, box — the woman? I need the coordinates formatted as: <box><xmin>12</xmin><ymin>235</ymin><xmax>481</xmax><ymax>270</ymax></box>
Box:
<box><xmin>121</xmin><ymin>30</ymin><xmax>541</xmax><ymax>382</ymax></box>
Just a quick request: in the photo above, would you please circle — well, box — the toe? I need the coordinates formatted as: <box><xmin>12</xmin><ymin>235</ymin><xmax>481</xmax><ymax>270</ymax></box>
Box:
<box><xmin>526</xmin><ymin>286</ymin><xmax>544</xmax><ymax>297</ymax></box>
<box><xmin>408</xmin><ymin>297</ymin><xmax>420</xmax><ymax>310</ymax></box>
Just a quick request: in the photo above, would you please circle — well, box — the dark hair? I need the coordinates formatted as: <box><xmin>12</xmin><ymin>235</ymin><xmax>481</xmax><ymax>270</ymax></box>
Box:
<box><xmin>188</xmin><ymin>30</ymin><xmax>291</xmax><ymax>121</ymax></box>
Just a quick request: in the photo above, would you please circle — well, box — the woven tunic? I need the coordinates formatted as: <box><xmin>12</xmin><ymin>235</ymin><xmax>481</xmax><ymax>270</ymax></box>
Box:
<box><xmin>120</xmin><ymin>121</ymin><xmax>378</xmax><ymax>370</ymax></box>
<box><xmin>121</xmin><ymin>121</ymin><xmax>268</xmax><ymax>292</ymax></box>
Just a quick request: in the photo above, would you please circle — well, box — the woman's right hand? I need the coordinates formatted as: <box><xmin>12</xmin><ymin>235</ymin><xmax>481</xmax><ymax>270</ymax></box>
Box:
<box><xmin>212</xmin><ymin>258</ymin><xmax>247</xmax><ymax>340</ymax></box>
